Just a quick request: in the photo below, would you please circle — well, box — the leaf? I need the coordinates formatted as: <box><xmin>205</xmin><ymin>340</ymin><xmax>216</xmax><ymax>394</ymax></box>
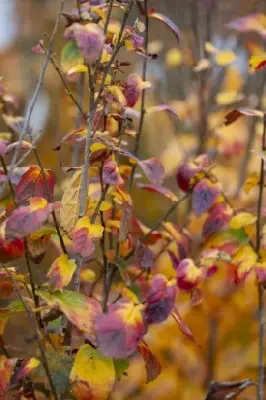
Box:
<box><xmin>204</xmin><ymin>379</ymin><xmax>254</xmax><ymax>400</ymax></box>
<box><xmin>144</xmin><ymin>274</ymin><xmax>177</xmax><ymax>324</ymax></box>
<box><xmin>172</xmin><ymin>307</ymin><xmax>197</xmax><ymax>344</ymax></box>
<box><xmin>229</xmin><ymin>212</ymin><xmax>257</xmax><ymax>230</ymax></box>
<box><xmin>192</xmin><ymin>179</ymin><xmax>220</xmax><ymax>217</ymax></box>
<box><xmin>165</xmin><ymin>48</ymin><xmax>183</xmax><ymax>67</ymax></box>
<box><xmin>0</xmin><ymin>197</ymin><xmax>50</xmax><ymax>241</ymax></box>
<box><xmin>60</xmin><ymin>40</ymin><xmax>83</xmax><ymax>73</ymax></box>
<box><xmin>137</xmin><ymin>340</ymin><xmax>162</xmax><ymax>383</ymax></box>
<box><xmin>0</xmin><ymin>237</ymin><xmax>25</xmax><ymax>263</ymax></box>
<box><xmin>146</xmin><ymin>104</ymin><xmax>179</xmax><ymax>120</ymax></box>
<box><xmin>60</xmin><ymin>170</ymin><xmax>82</xmax><ymax>235</ymax></box>
<box><xmin>135</xmin><ymin>242</ymin><xmax>154</xmax><ymax>269</ymax></box>
<box><xmin>37</xmin><ymin>290</ymin><xmax>101</xmax><ymax>334</ymax></box>
<box><xmin>113</xmin><ymin>359</ymin><xmax>130</xmax><ymax>381</ymax></box>
<box><xmin>47</xmin><ymin>254</ymin><xmax>77</xmax><ymax>290</ymax></box>
<box><xmin>95</xmin><ymin>299</ymin><xmax>147</xmax><ymax>358</ymax></box>
<box><xmin>102</xmin><ymin>159</ymin><xmax>124</xmax><ymax>185</ymax></box>
<box><xmin>249</xmin><ymin>54</ymin><xmax>266</xmax><ymax>71</ymax></box>
<box><xmin>227</xmin><ymin>13</ymin><xmax>266</xmax><ymax>37</ymax></box>
<box><xmin>136</xmin><ymin>182</ymin><xmax>178</xmax><ymax>202</ymax></box>
<box><xmin>232</xmin><ymin>245</ymin><xmax>257</xmax><ymax>284</ymax></box>
<box><xmin>138</xmin><ymin>157</ymin><xmax>165</xmax><ymax>185</ymax></box>
<box><xmin>224</xmin><ymin>108</ymin><xmax>264</xmax><ymax>126</ymax></box>
<box><xmin>72</xmin><ymin>216</ymin><xmax>103</xmax><ymax>258</ymax></box>
<box><xmin>0</xmin><ymin>356</ymin><xmax>17</xmax><ymax>399</ymax></box>
<box><xmin>70</xmin><ymin>344</ymin><xmax>115</xmax><ymax>400</ymax></box>
<box><xmin>17</xmin><ymin>357</ymin><xmax>40</xmax><ymax>380</ymax></box>
<box><xmin>243</xmin><ymin>172</ymin><xmax>260</xmax><ymax>194</ymax></box>
<box><xmin>16</xmin><ymin>166</ymin><xmax>56</xmax><ymax>201</ymax></box>
<box><xmin>148</xmin><ymin>11</ymin><xmax>182</xmax><ymax>42</ymax></box>
<box><xmin>214</xmin><ymin>50</ymin><xmax>237</xmax><ymax>66</ymax></box>
<box><xmin>34</xmin><ymin>347</ymin><xmax>73</xmax><ymax>395</ymax></box>
<box><xmin>175</xmin><ymin>258</ymin><xmax>202</xmax><ymax>291</ymax></box>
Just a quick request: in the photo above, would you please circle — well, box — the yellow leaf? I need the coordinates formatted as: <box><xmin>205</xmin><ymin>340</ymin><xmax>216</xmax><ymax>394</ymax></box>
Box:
<box><xmin>74</xmin><ymin>216</ymin><xmax>104</xmax><ymax>239</ymax></box>
<box><xmin>80</xmin><ymin>269</ymin><xmax>96</xmax><ymax>282</ymax></box>
<box><xmin>60</xmin><ymin>170</ymin><xmax>82</xmax><ymax>235</ymax></box>
<box><xmin>216</xmin><ymin>90</ymin><xmax>244</xmax><ymax>105</ymax></box>
<box><xmin>67</xmin><ymin>65</ymin><xmax>88</xmax><ymax>77</ymax></box>
<box><xmin>70</xmin><ymin>344</ymin><xmax>115</xmax><ymax>400</ymax></box>
<box><xmin>165</xmin><ymin>48</ymin><xmax>183</xmax><ymax>67</ymax></box>
<box><xmin>232</xmin><ymin>245</ymin><xmax>257</xmax><ymax>269</ymax></box>
<box><xmin>249</xmin><ymin>54</ymin><xmax>266</xmax><ymax>72</ymax></box>
<box><xmin>243</xmin><ymin>172</ymin><xmax>260</xmax><ymax>194</ymax></box>
<box><xmin>215</xmin><ymin>50</ymin><xmax>237</xmax><ymax>66</ymax></box>
<box><xmin>204</xmin><ymin>41</ymin><xmax>217</xmax><ymax>54</ymax></box>
<box><xmin>47</xmin><ymin>254</ymin><xmax>77</xmax><ymax>290</ymax></box>
<box><xmin>229</xmin><ymin>212</ymin><xmax>257</xmax><ymax>230</ymax></box>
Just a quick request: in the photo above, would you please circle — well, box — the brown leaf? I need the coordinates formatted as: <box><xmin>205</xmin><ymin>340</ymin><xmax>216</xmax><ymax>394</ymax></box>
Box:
<box><xmin>204</xmin><ymin>379</ymin><xmax>254</xmax><ymax>400</ymax></box>
<box><xmin>60</xmin><ymin>170</ymin><xmax>82</xmax><ymax>235</ymax></box>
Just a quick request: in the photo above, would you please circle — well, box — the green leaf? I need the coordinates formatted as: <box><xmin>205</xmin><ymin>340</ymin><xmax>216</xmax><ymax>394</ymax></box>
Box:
<box><xmin>60</xmin><ymin>41</ymin><xmax>83</xmax><ymax>73</ymax></box>
<box><xmin>36</xmin><ymin>290</ymin><xmax>101</xmax><ymax>334</ymax></box>
<box><xmin>33</xmin><ymin>348</ymin><xmax>73</xmax><ymax>395</ymax></box>
<box><xmin>228</xmin><ymin>228</ymin><xmax>249</xmax><ymax>244</ymax></box>
<box><xmin>114</xmin><ymin>359</ymin><xmax>130</xmax><ymax>381</ymax></box>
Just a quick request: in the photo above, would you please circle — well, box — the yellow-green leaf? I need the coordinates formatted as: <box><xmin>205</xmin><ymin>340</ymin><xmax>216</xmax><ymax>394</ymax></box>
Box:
<box><xmin>70</xmin><ymin>344</ymin><xmax>115</xmax><ymax>400</ymax></box>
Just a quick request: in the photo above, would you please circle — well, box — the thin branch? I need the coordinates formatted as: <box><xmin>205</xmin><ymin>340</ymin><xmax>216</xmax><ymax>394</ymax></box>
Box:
<box><xmin>91</xmin><ymin>184</ymin><xmax>109</xmax><ymax>224</ymax></box>
<box><xmin>79</xmin><ymin>66</ymin><xmax>95</xmax><ymax>217</ymax></box>
<box><xmin>3</xmin><ymin>267</ymin><xmax>59</xmax><ymax>400</ymax></box>
<box><xmin>128</xmin><ymin>0</ymin><xmax>149</xmax><ymax>190</ymax></box>
<box><xmin>256</xmin><ymin>114</ymin><xmax>266</xmax><ymax>400</ymax></box>
<box><xmin>125</xmin><ymin>193</ymin><xmax>190</xmax><ymax>261</ymax></box>
<box><xmin>10</xmin><ymin>0</ymin><xmax>65</xmax><ymax>172</ymax></box>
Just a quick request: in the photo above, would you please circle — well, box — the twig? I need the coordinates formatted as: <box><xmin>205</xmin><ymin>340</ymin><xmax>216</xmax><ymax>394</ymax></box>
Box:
<box><xmin>41</xmin><ymin>40</ymin><xmax>87</xmax><ymax>121</ymax></box>
<box><xmin>128</xmin><ymin>0</ymin><xmax>149</xmax><ymax>190</ymax></box>
<box><xmin>204</xmin><ymin>316</ymin><xmax>218</xmax><ymax>388</ymax></box>
<box><xmin>91</xmin><ymin>184</ymin><xmax>109</xmax><ymax>224</ymax></box>
<box><xmin>10</xmin><ymin>0</ymin><xmax>65</xmax><ymax>172</ymax></box>
<box><xmin>76</xmin><ymin>0</ymin><xmax>82</xmax><ymax>19</ymax></box>
<box><xmin>0</xmin><ymin>156</ymin><xmax>42</xmax><ymax>326</ymax></box>
<box><xmin>79</xmin><ymin>66</ymin><xmax>95</xmax><ymax>217</ymax></box>
<box><xmin>125</xmin><ymin>193</ymin><xmax>190</xmax><ymax>261</ymax></box>
<box><xmin>256</xmin><ymin>114</ymin><xmax>266</xmax><ymax>400</ymax></box>
<box><xmin>3</xmin><ymin>266</ymin><xmax>59</xmax><ymax>400</ymax></box>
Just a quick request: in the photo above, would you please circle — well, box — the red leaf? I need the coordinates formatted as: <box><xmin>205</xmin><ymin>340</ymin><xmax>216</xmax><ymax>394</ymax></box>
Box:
<box><xmin>15</xmin><ymin>166</ymin><xmax>56</xmax><ymax>201</ymax></box>
<box><xmin>172</xmin><ymin>307</ymin><xmax>197</xmax><ymax>344</ymax></box>
<box><xmin>0</xmin><ymin>238</ymin><xmax>25</xmax><ymax>262</ymax></box>
<box><xmin>0</xmin><ymin>197</ymin><xmax>50</xmax><ymax>241</ymax></box>
<box><xmin>224</xmin><ymin>108</ymin><xmax>263</xmax><ymax>126</ymax></box>
<box><xmin>137</xmin><ymin>340</ymin><xmax>162</xmax><ymax>383</ymax></box>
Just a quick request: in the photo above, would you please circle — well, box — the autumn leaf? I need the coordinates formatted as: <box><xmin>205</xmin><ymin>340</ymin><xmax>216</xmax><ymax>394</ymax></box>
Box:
<box><xmin>192</xmin><ymin>179</ymin><xmax>221</xmax><ymax>216</ymax></box>
<box><xmin>232</xmin><ymin>245</ymin><xmax>257</xmax><ymax>284</ymax></box>
<box><xmin>95</xmin><ymin>299</ymin><xmax>147</xmax><ymax>358</ymax></box>
<box><xmin>249</xmin><ymin>55</ymin><xmax>266</xmax><ymax>71</ymax></box>
<box><xmin>229</xmin><ymin>212</ymin><xmax>257</xmax><ymax>230</ymax></box>
<box><xmin>60</xmin><ymin>170</ymin><xmax>82</xmax><ymax>235</ymax></box>
<box><xmin>144</xmin><ymin>274</ymin><xmax>177</xmax><ymax>324</ymax></box>
<box><xmin>70</xmin><ymin>344</ymin><xmax>115</xmax><ymax>400</ymax></box>
<box><xmin>60</xmin><ymin>40</ymin><xmax>83</xmax><ymax>73</ymax></box>
<box><xmin>224</xmin><ymin>108</ymin><xmax>264</xmax><ymax>126</ymax></box>
<box><xmin>37</xmin><ymin>290</ymin><xmax>101</xmax><ymax>334</ymax></box>
<box><xmin>15</xmin><ymin>166</ymin><xmax>56</xmax><ymax>201</ymax></box>
<box><xmin>0</xmin><ymin>197</ymin><xmax>50</xmax><ymax>241</ymax></box>
<box><xmin>0</xmin><ymin>237</ymin><xmax>25</xmax><ymax>263</ymax></box>
<box><xmin>72</xmin><ymin>216</ymin><xmax>103</xmax><ymax>258</ymax></box>
<box><xmin>136</xmin><ymin>182</ymin><xmax>178</xmax><ymax>202</ymax></box>
<box><xmin>17</xmin><ymin>357</ymin><xmax>40</xmax><ymax>380</ymax></box>
<box><xmin>172</xmin><ymin>307</ymin><xmax>197</xmax><ymax>344</ymax></box>
<box><xmin>47</xmin><ymin>254</ymin><xmax>77</xmax><ymax>290</ymax></box>
<box><xmin>135</xmin><ymin>242</ymin><xmax>154</xmax><ymax>269</ymax></box>
<box><xmin>137</xmin><ymin>340</ymin><xmax>162</xmax><ymax>383</ymax></box>
<box><xmin>0</xmin><ymin>356</ymin><xmax>17</xmax><ymax>399</ymax></box>
<box><xmin>204</xmin><ymin>379</ymin><xmax>254</xmax><ymax>400</ymax></box>
<box><xmin>148</xmin><ymin>11</ymin><xmax>182</xmax><ymax>42</ymax></box>
<box><xmin>243</xmin><ymin>172</ymin><xmax>260</xmax><ymax>194</ymax></box>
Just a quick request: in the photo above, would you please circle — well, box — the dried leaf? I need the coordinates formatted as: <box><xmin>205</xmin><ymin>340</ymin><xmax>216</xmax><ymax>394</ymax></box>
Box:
<box><xmin>60</xmin><ymin>170</ymin><xmax>82</xmax><ymax>235</ymax></box>
<box><xmin>172</xmin><ymin>307</ymin><xmax>197</xmax><ymax>344</ymax></box>
<box><xmin>137</xmin><ymin>340</ymin><xmax>162</xmax><ymax>383</ymax></box>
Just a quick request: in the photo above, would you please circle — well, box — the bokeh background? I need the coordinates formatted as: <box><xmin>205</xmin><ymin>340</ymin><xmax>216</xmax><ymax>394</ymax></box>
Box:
<box><xmin>1</xmin><ymin>0</ymin><xmax>266</xmax><ymax>398</ymax></box>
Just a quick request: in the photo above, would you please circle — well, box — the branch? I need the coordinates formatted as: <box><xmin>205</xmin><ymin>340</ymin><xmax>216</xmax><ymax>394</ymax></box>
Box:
<box><xmin>10</xmin><ymin>0</ymin><xmax>65</xmax><ymax>172</ymax></box>
<box><xmin>3</xmin><ymin>267</ymin><xmax>59</xmax><ymax>400</ymax></box>
<box><xmin>256</xmin><ymin>114</ymin><xmax>266</xmax><ymax>400</ymax></box>
<box><xmin>128</xmin><ymin>0</ymin><xmax>149</xmax><ymax>190</ymax></box>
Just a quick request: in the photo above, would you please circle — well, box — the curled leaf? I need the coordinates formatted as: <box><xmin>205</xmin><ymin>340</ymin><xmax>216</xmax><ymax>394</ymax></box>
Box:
<box><xmin>137</xmin><ymin>340</ymin><xmax>162</xmax><ymax>383</ymax></box>
<box><xmin>47</xmin><ymin>254</ymin><xmax>77</xmax><ymax>290</ymax></box>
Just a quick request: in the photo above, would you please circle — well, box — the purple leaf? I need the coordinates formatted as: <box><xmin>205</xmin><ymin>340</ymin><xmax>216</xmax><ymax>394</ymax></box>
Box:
<box><xmin>192</xmin><ymin>179</ymin><xmax>221</xmax><ymax>216</ymax></box>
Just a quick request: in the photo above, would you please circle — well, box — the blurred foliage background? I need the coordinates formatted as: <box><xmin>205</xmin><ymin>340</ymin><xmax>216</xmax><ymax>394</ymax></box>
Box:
<box><xmin>1</xmin><ymin>0</ymin><xmax>266</xmax><ymax>398</ymax></box>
